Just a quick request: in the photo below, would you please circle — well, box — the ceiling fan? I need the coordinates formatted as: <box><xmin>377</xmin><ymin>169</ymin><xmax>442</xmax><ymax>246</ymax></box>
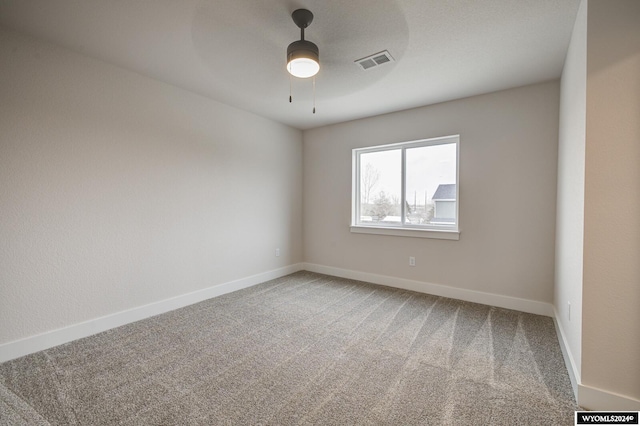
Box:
<box><xmin>286</xmin><ymin>9</ymin><xmax>319</xmax><ymax>113</ymax></box>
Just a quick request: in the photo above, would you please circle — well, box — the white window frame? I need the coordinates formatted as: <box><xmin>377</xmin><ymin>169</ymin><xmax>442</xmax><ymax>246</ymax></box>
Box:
<box><xmin>351</xmin><ymin>135</ymin><xmax>460</xmax><ymax>240</ymax></box>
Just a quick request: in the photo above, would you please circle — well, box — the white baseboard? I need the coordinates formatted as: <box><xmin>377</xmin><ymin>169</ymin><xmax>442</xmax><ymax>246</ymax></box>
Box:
<box><xmin>578</xmin><ymin>384</ymin><xmax>640</xmax><ymax>411</ymax></box>
<box><xmin>550</xmin><ymin>308</ymin><xmax>640</xmax><ymax>411</ymax></box>
<box><xmin>303</xmin><ymin>263</ymin><xmax>554</xmax><ymax>317</ymax></box>
<box><xmin>552</xmin><ymin>308</ymin><xmax>581</xmax><ymax>398</ymax></box>
<box><xmin>0</xmin><ymin>263</ymin><xmax>304</xmax><ymax>363</ymax></box>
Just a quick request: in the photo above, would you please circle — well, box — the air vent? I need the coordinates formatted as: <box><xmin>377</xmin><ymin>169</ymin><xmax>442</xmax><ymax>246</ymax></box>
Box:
<box><xmin>355</xmin><ymin>50</ymin><xmax>395</xmax><ymax>71</ymax></box>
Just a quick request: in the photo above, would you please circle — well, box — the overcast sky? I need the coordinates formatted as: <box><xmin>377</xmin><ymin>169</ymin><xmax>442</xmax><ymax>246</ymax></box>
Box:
<box><xmin>361</xmin><ymin>143</ymin><xmax>456</xmax><ymax>205</ymax></box>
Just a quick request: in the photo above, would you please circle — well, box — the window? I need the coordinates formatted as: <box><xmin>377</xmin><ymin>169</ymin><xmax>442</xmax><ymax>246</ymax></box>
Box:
<box><xmin>351</xmin><ymin>135</ymin><xmax>459</xmax><ymax>240</ymax></box>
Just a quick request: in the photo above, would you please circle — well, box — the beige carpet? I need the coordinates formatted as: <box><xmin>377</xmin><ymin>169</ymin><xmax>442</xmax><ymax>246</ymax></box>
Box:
<box><xmin>0</xmin><ymin>271</ymin><xmax>579</xmax><ymax>425</ymax></box>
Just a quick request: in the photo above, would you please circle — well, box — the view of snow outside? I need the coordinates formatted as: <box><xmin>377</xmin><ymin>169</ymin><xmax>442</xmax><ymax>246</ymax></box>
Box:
<box><xmin>359</xmin><ymin>142</ymin><xmax>456</xmax><ymax>225</ymax></box>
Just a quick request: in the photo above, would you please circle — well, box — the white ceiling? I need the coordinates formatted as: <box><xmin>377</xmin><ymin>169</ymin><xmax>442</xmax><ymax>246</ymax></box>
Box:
<box><xmin>0</xmin><ymin>0</ymin><xmax>581</xmax><ymax>130</ymax></box>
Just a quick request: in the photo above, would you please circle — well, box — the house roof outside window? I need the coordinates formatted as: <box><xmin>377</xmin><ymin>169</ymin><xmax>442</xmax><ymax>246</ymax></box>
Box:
<box><xmin>432</xmin><ymin>184</ymin><xmax>456</xmax><ymax>200</ymax></box>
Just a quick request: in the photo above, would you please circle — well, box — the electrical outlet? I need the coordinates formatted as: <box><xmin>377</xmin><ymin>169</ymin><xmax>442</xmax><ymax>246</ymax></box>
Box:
<box><xmin>409</xmin><ymin>256</ymin><xmax>416</xmax><ymax>267</ymax></box>
<box><xmin>275</xmin><ymin>248</ymin><xmax>280</xmax><ymax>257</ymax></box>
<box><xmin>568</xmin><ymin>301</ymin><xmax>571</xmax><ymax>321</ymax></box>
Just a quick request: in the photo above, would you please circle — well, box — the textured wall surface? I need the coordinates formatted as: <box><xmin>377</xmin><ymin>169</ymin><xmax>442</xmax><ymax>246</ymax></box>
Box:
<box><xmin>303</xmin><ymin>82</ymin><xmax>560</xmax><ymax>303</ymax></box>
<box><xmin>582</xmin><ymin>0</ymin><xmax>640</xmax><ymax>401</ymax></box>
<box><xmin>0</xmin><ymin>28</ymin><xmax>303</xmax><ymax>345</ymax></box>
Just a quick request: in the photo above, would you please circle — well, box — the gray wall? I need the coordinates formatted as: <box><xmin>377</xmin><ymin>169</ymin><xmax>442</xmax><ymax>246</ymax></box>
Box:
<box><xmin>0</xmin><ymin>28</ymin><xmax>303</xmax><ymax>345</ymax></box>
<box><xmin>556</xmin><ymin>0</ymin><xmax>640</xmax><ymax>407</ymax></box>
<box><xmin>303</xmin><ymin>81</ymin><xmax>560</xmax><ymax>303</ymax></box>
<box><xmin>582</xmin><ymin>0</ymin><xmax>640</xmax><ymax>402</ymax></box>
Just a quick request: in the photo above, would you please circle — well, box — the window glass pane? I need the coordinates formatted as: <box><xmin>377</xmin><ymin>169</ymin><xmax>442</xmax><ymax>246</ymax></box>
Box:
<box><xmin>359</xmin><ymin>149</ymin><xmax>401</xmax><ymax>224</ymax></box>
<box><xmin>405</xmin><ymin>143</ymin><xmax>457</xmax><ymax>226</ymax></box>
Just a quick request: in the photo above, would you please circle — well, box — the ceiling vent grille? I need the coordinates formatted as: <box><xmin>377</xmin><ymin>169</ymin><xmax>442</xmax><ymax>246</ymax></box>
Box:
<box><xmin>355</xmin><ymin>50</ymin><xmax>395</xmax><ymax>71</ymax></box>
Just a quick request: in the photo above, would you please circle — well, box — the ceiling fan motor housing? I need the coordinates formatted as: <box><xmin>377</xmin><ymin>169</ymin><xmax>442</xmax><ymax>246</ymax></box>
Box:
<box><xmin>287</xmin><ymin>40</ymin><xmax>319</xmax><ymax>64</ymax></box>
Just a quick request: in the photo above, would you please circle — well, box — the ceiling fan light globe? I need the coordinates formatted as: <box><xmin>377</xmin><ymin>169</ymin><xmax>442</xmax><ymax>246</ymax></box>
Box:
<box><xmin>286</xmin><ymin>39</ymin><xmax>319</xmax><ymax>78</ymax></box>
<box><xmin>287</xmin><ymin>58</ymin><xmax>320</xmax><ymax>78</ymax></box>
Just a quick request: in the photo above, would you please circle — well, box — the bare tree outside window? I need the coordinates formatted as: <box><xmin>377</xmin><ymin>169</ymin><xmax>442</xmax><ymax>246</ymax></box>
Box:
<box><xmin>361</xmin><ymin>163</ymin><xmax>379</xmax><ymax>206</ymax></box>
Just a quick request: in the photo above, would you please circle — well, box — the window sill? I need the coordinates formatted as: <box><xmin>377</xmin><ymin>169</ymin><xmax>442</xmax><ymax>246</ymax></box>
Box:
<box><xmin>350</xmin><ymin>225</ymin><xmax>460</xmax><ymax>240</ymax></box>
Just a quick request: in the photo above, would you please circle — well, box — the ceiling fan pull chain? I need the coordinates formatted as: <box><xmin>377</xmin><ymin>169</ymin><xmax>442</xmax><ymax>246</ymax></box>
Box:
<box><xmin>313</xmin><ymin>76</ymin><xmax>316</xmax><ymax>114</ymax></box>
<box><xmin>289</xmin><ymin>71</ymin><xmax>292</xmax><ymax>103</ymax></box>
